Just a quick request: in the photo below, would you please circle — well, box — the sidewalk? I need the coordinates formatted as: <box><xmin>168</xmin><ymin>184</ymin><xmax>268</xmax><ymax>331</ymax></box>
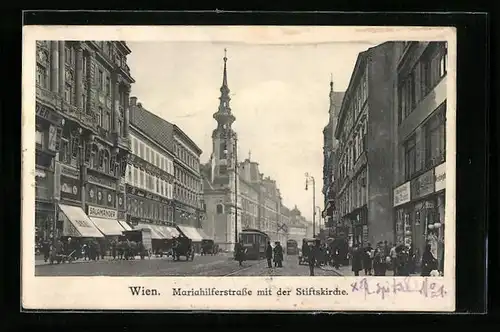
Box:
<box><xmin>319</xmin><ymin>265</ymin><xmax>420</xmax><ymax>277</ymax></box>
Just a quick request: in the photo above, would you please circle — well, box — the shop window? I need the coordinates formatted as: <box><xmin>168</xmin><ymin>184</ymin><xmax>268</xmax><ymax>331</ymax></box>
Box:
<box><xmin>404</xmin><ymin>135</ymin><xmax>416</xmax><ymax>180</ymax></box>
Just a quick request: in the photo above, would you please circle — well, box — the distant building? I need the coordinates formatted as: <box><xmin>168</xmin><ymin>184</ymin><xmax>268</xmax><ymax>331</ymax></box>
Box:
<box><xmin>321</xmin><ymin>78</ymin><xmax>345</xmax><ymax>235</ymax></box>
<box><xmin>287</xmin><ymin>206</ymin><xmax>309</xmax><ymax>242</ymax></box>
<box><xmin>393</xmin><ymin>42</ymin><xmax>447</xmax><ymax>265</ymax></box>
<box><xmin>333</xmin><ymin>42</ymin><xmax>402</xmax><ymax>248</ymax></box>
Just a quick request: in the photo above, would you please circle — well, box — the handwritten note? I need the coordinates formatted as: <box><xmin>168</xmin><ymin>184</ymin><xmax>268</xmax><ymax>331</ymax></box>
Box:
<box><xmin>350</xmin><ymin>278</ymin><xmax>447</xmax><ymax>300</ymax></box>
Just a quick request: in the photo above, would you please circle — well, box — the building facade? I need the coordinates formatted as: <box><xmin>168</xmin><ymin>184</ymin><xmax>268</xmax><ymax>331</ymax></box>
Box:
<box><xmin>333</xmin><ymin>42</ymin><xmax>401</xmax><ymax>248</ymax></box>
<box><xmin>392</xmin><ymin>42</ymin><xmax>447</xmax><ymax>268</ymax></box>
<box><xmin>321</xmin><ymin>79</ymin><xmax>345</xmax><ymax>235</ymax></box>
<box><xmin>173</xmin><ymin>125</ymin><xmax>205</xmax><ymax>230</ymax></box>
<box><xmin>201</xmin><ymin>52</ymin><xmax>292</xmax><ymax>251</ymax></box>
<box><xmin>125</xmin><ymin>98</ymin><xmax>177</xmax><ymax>237</ymax></box>
<box><xmin>287</xmin><ymin>206</ymin><xmax>309</xmax><ymax>243</ymax></box>
<box><xmin>36</xmin><ymin>40</ymin><xmax>135</xmax><ymax>241</ymax></box>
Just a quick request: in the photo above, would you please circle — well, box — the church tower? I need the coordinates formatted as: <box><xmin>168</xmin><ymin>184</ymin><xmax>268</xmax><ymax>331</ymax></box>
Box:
<box><xmin>208</xmin><ymin>49</ymin><xmax>241</xmax><ymax>251</ymax></box>
<box><xmin>211</xmin><ymin>49</ymin><xmax>237</xmax><ymax>186</ymax></box>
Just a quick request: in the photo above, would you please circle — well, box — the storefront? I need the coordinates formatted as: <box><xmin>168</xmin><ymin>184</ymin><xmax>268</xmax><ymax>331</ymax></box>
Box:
<box><xmin>87</xmin><ymin>205</ymin><xmax>125</xmax><ymax>237</ymax></box>
<box><xmin>174</xmin><ymin>201</ymin><xmax>199</xmax><ymax>228</ymax></box>
<box><xmin>348</xmin><ymin>205</ymin><xmax>368</xmax><ymax>247</ymax></box>
<box><xmin>433</xmin><ymin>162</ymin><xmax>446</xmax><ymax>272</ymax></box>
<box><xmin>394</xmin><ymin>168</ymin><xmax>441</xmax><ymax>266</ymax></box>
<box><xmin>35</xmin><ymin>168</ymin><xmax>55</xmax><ymax>242</ymax></box>
<box><xmin>58</xmin><ymin>203</ymin><xmax>104</xmax><ymax>239</ymax></box>
<box><xmin>126</xmin><ymin>185</ymin><xmax>175</xmax><ymax>226</ymax></box>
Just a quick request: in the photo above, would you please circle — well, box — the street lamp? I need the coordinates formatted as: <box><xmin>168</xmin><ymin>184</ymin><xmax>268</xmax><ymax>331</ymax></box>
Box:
<box><xmin>315</xmin><ymin>206</ymin><xmax>322</xmax><ymax>232</ymax></box>
<box><xmin>305</xmin><ymin>172</ymin><xmax>316</xmax><ymax>238</ymax></box>
<box><xmin>223</xmin><ymin>126</ymin><xmax>238</xmax><ymax>246</ymax></box>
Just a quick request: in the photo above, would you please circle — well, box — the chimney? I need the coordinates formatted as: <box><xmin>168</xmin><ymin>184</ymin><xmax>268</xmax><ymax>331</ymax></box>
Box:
<box><xmin>130</xmin><ymin>96</ymin><xmax>138</xmax><ymax>106</ymax></box>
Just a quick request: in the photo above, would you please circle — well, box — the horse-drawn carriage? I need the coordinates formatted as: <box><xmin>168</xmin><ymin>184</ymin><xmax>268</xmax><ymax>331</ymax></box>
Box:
<box><xmin>117</xmin><ymin>228</ymin><xmax>153</xmax><ymax>260</ymax></box>
<box><xmin>201</xmin><ymin>239</ymin><xmax>217</xmax><ymax>256</ymax></box>
<box><xmin>172</xmin><ymin>236</ymin><xmax>194</xmax><ymax>261</ymax></box>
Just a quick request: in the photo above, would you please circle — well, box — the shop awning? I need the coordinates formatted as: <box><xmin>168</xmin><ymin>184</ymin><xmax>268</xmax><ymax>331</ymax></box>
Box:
<box><xmin>137</xmin><ymin>223</ymin><xmax>165</xmax><ymax>240</ymax></box>
<box><xmin>59</xmin><ymin>204</ymin><xmax>104</xmax><ymax>238</ymax></box>
<box><xmin>155</xmin><ymin>225</ymin><xmax>180</xmax><ymax>239</ymax></box>
<box><xmin>118</xmin><ymin>220</ymin><xmax>133</xmax><ymax>231</ymax></box>
<box><xmin>90</xmin><ymin>217</ymin><xmax>126</xmax><ymax>236</ymax></box>
<box><xmin>176</xmin><ymin>225</ymin><xmax>204</xmax><ymax>242</ymax></box>
<box><xmin>197</xmin><ymin>228</ymin><xmax>212</xmax><ymax>240</ymax></box>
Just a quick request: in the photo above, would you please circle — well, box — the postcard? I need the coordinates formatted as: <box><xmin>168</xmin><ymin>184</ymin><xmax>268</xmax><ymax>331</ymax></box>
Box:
<box><xmin>22</xmin><ymin>25</ymin><xmax>456</xmax><ymax>311</ymax></box>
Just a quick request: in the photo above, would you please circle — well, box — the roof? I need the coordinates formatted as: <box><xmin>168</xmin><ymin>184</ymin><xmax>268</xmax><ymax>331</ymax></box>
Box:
<box><xmin>130</xmin><ymin>103</ymin><xmax>175</xmax><ymax>153</ymax></box>
<box><xmin>173</xmin><ymin>125</ymin><xmax>203</xmax><ymax>155</ymax></box>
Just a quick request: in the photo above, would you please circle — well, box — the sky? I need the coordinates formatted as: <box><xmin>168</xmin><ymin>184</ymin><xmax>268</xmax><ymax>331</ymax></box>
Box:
<box><xmin>126</xmin><ymin>39</ymin><xmax>377</xmax><ymax>224</ymax></box>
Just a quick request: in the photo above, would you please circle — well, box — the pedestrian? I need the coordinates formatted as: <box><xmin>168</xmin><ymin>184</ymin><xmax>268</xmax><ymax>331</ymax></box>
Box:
<box><xmin>421</xmin><ymin>243</ymin><xmax>438</xmax><ymax>277</ymax></box>
<box><xmin>395</xmin><ymin>245</ymin><xmax>410</xmax><ymax>276</ymax></box>
<box><xmin>111</xmin><ymin>240</ymin><xmax>117</xmax><ymax>260</ymax></box>
<box><xmin>234</xmin><ymin>242</ymin><xmax>245</xmax><ymax>266</ymax></box>
<box><xmin>273</xmin><ymin>241</ymin><xmax>283</xmax><ymax>268</ymax></box>
<box><xmin>373</xmin><ymin>242</ymin><xmax>387</xmax><ymax>276</ymax></box>
<box><xmin>351</xmin><ymin>245</ymin><xmax>363</xmax><ymax>276</ymax></box>
<box><xmin>309</xmin><ymin>239</ymin><xmax>320</xmax><ymax>276</ymax></box>
<box><xmin>265</xmin><ymin>241</ymin><xmax>273</xmax><ymax>268</ymax></box>
<box><xmin>363</xmin><ymin>243</ymin><xmax>373</xmax><ymax>276</ymax></box>
<box><xmin>390</xmin><ymin>243</ymin><xmax>398</xmax><ymax>275</ymax></box>
<box><xmin>301</xmin><ymin>239</ymin><xmax>310</xmax><ymax>265</ymax></box>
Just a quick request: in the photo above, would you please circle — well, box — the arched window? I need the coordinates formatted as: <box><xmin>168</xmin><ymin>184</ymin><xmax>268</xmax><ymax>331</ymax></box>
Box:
<box><xmin>216</xmin><ymin>204</ymin><xmax>224</xmax><ymax>214</ymax></box>
<box><xmin>91</xmin><ymin>144</ymin><xmax>99</xmax><ymax>169</ymax></box>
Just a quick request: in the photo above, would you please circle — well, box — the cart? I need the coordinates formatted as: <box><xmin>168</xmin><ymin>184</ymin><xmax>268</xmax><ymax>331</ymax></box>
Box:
<box><xmin>49</xmin><ymin>249</ymin><xmax>76</xmax><ymax>264</ymax></box>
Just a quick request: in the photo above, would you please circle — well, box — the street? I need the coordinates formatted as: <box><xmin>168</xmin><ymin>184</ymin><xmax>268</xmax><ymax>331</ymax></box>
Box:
<box><xmin>35</xmin><ymin>253</ymin><xmax>346</xmax><ymax>277</ymax></box>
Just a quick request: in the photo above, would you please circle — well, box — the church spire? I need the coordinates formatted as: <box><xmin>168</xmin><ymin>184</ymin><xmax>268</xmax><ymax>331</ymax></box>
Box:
<box><xmin>328</xmin><ymin>74</ymin><xmax>336</xmax><ymax>116</ymax></box>
<box><xmin>213</xmin><ymin>48</ymin><xmax>236</xmax><ymax>136</ymax></box>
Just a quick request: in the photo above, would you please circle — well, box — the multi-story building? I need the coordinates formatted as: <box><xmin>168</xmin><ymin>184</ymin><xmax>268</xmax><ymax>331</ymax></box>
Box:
<box><xmin>333</xmin><ymin>42</ymin><xmax>401</xmax><ymax>248</ymax></box>
<box><xmin>321</xmin><ymin>78</ymin><xmax>344</xmax><ymax>234</ymax></box>
<box><xmin>172</xmin><ymin>125</ymin><xmax>207</xmax><ymax>242</ymax></box>
<box><xmin>36</xmin><ymin>40</ymin><xmax>135</xmax><ymax>241</ymax></box>
<box><xmin>287</xmin><ymin>206</ymin><xmax>309</xmax><ymax>243</ymax></box>
<box><xmin>392</xmin><ymin>41</ymin><xmax>447</xmax><ymax>268</ymax></box>
<box><xmin>201</xmin><ymin>51</ymin><xmax>292</xmax><ymax>251</ymax></box>
<box><xmin>125</xmin><ymin>98</ymin><xmax>179</xmax><ymax>239</ymax></box>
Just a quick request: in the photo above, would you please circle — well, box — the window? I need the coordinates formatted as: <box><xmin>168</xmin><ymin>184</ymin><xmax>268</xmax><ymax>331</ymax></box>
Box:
<box><xmin>150</xmin><ymin>149</ymin><xmax>154</xmax><ymax>163</ymax></box>
<box><xmin>439</xmin><ymin>44</ymin><xmax>447</xmax><ymax>77</ymax></box>
<box><xmin>65</xmin><ymin>47</ymin><xmax>72</xmax><ymax>65</ymax></box>
<box><xmin>36</xmin><ymin>64</ymin><xmax>47</xmax><ymax>88</ymax></box>
<box><xmin>404</xmin><ymin>135</ymin><xmax>417</xmax><ymax>180</ymax></box>
<box><xmin>145</xmin><ymin>146</ymin><xmax>150</xmax><ymax>162</ymax></box>
<box><xmin>118</xmin><ymin>119</ymin><xmax>123</xmax><ymax>136</ymax></box>
<box><xmin>133</xmin><ymin>138</ymin><xmax>138</xmax><ymax>155</ymax></box>
<box><xmin>139</xmin><ymin>143</ymin><xmax>144</xmax><ymax>159</ymax></box>
<box><xmin>161</xmin><ymin>157</ymin><xmax>165</xmax><ymax>171</ymax></box>
<box><xmin>216</xmin><ymin>204</ymin><xmax>224</xmax><ymax>214</ymax></box>
<box><xmin>98</xmin><ymin>70</ymin><xmax>104</xmax><ymax>90</ymax></box>
<box><xmin>103</xmin><ymin>111</ymin><xmax>110</xmax><ymax>131</ymax></box>
<box><xmin>398</xmin><ymin>73</ymin><xmax>415</xmax><ymax>123</ymax></box>
<box><xmin>140</xmin><ymin>170</ymin><xmax>144</xmax><ymax>188</ymax></box>
<box><xmin>127</xmin><ymin>165</ymin><xmax>132</xmax><ymax>183</ymax></box>
<box><xmin>425</xmin><ymin>103</ymin><xmax>446</xmax><ymax>167</ymax></box>
<box><xmin>64</xmin><ymin>84</ymin><xmax>72</xmax><ymax>104</ymax></box>
<box><xmin>82</xmin><ymin>93</ymin><xmax>86</xmax><ymax>112</ymax></box>
<box><xmin>133</xmin><ymin>167</ymin><xmax>138</xmax><ymax>186</ymax></box>
<box><xmin>35</xmin><ymin>129</ymin><xmax>44</xmax><ymax>148</ymax></box>
<box><xmin>98</xmin><ymin>107</ymin><xmax>103</xmax><ymax>127</ymax></box>
<box><xmin>105</xmin><ymin>76</ymin><xmax>111</xmax><ymax>96</ymax></box>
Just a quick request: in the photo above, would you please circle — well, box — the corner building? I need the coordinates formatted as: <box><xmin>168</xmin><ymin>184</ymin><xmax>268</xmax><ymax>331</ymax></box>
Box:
<box><xmin>334</xmin><ymin>42</ymin><xmax>401</xmax><ymax>248</ymax></box>
<box><xmin>392</xmin><ymin>42</ymin><xmax>447</xmax><ymax>269</ymax></box>
<box><xmin>36</xmin><ymin>40</ymin><xmax>135</xmax><ymax>241</ymax></box>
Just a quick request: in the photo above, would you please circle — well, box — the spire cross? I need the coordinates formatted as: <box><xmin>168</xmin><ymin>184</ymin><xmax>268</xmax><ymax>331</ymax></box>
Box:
<box><xmin>248</xmin><ymin>150</ymin><xmax>252</xmax><ymax>160</ymax></box>
<box><xmin>224</xmin><ymin>48</ymin><xmax>227</xmax><ymax>61</ymax></box>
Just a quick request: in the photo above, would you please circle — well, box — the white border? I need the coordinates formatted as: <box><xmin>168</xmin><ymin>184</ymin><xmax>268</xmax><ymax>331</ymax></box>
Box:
<box><xmin>22</xmin><ymin>26</ymin><xmax>456</xmax><ymax>311</ymax></box>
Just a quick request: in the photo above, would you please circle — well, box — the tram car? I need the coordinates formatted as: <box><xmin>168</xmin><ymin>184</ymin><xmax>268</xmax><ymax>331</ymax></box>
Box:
<box><xmin>286</xmin><ymin>239</ymin><xmax>299</xmax><ymax>255</ymax></box>
<box><xmin>239</xmin><ymin>228</ymin><xmax>269</xmax><ymax>260</ymax></box>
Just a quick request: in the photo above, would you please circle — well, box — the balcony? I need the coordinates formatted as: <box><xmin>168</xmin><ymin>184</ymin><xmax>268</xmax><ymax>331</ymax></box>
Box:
<box><xmin>60</xmin><ymin>102</ymin><xmax>98</xmax><ymax>132</ymax></box>
<box><xmin>36</xmin><ymin>86</ymin><xmax>60</xmax><ymax>110</ymax></box>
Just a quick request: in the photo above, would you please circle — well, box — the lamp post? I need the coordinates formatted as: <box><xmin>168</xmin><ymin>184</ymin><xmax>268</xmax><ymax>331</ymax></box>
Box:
<box><xmin>305</xmin><ymin>173</ymin><xmax>316</xmax><ymax>238</ymax></box>
<box><xmin>315</xmin><ymin>206</ymin><xmax>322</xmax><ymax>232</ymax></box>
<box><xmin>223</xmin><ymin>127</ymin><xmax>238</xmax><ymax>246</ymax></box>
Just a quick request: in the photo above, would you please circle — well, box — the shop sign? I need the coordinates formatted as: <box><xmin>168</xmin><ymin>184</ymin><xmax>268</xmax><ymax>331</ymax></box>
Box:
<box><xmin>434</xmin><ymin>162</ymin><xmax>446</xmax><ymax>192</ymax></box>
<box><xmin>88</xmin><ymin>205</ymin><xmax>117</xmax><ymax>219</ymax></box>
<box><xmin>411</xmin><ymin>170</ymin><xmax>435</xmax><ymax>200</ymax></box>
<box><xmin>393</xmin><ymin>182</ymin><xmax>411</xmax><ymax>207</ymax></box>
<box><xmin>60</xmin><ymin>175</ymin><xmax>80</xmax><ymax>201</ymax></box>
<box><xmin>61</xmin><ymin>163</ymin><xmax>79</xmax><ymax>179</ymax></box>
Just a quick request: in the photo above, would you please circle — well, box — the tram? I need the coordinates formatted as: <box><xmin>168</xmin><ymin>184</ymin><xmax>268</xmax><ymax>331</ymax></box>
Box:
<box><xmin>239</xmin><ymin>228</ymin><xmax>270</xmax><ymax>260</ymax></box>
<box><xmin>286</xmin><ymin>239</ymin><xmax>299</xmax><ymax>255</ymax></box>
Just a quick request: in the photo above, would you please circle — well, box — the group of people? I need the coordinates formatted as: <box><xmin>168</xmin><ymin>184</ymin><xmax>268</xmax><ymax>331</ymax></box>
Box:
<box><xmin>350</xmin><ymin>241</ymin><xmax>439</xmax><ymax>276</ymax></box>
<box><xmin>265</xmin><ymin>241</ymin><xmax>284</xmax><ymax>268</ymax></box>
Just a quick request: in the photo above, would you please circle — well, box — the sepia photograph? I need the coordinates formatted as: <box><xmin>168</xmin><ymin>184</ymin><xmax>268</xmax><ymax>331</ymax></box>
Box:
<box><xmin>23</xmin><ymin>25</ymin><xmax>456</xmax><ymax>311</ymax></box>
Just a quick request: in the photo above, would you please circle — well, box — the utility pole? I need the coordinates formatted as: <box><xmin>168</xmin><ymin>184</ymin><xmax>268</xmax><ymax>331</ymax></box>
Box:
<box><xmin>305</xmin><ymin>173</ymin><xmax>316</xmax><ymax>238</ymax></box>
<box><xmin>234</xmin><ymin>135</ymin><xmax>238</xmax><ymax>245</ymax></box>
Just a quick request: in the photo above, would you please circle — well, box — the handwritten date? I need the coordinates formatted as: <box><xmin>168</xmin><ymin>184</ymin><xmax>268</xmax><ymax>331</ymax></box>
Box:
<box><xmin>350</xmin><ymin>278</ymin><xmax>447</xmax><ymax>300</ymax></box>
